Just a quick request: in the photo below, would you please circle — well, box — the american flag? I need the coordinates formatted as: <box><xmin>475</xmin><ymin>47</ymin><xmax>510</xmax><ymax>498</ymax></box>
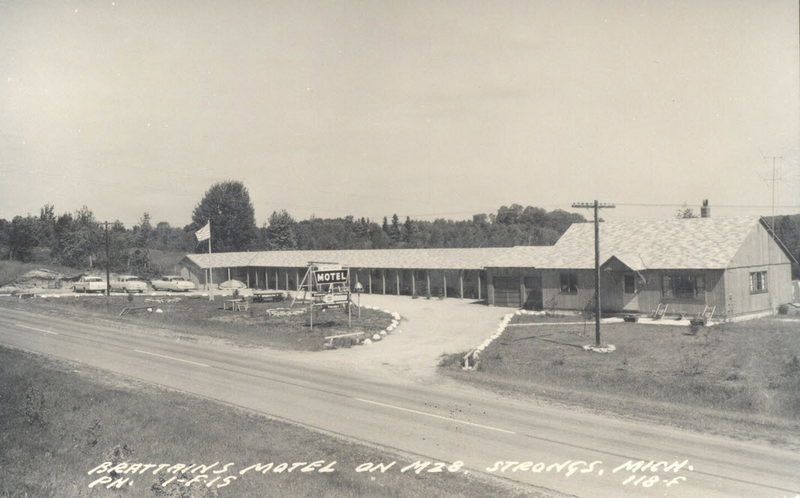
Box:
<box><xmin>195</xmin><ymin>222</ymin><xmax>211</xmax><ymax>242</ymax></box>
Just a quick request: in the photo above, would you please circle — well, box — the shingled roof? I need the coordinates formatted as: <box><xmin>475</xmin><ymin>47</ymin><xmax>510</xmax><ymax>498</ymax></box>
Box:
<box><xmin>183</xmin><ymin>247</ymin><xmax>507</xmax><ymax>270</ymax></box>
<box><xmin>183</xmin><ymin>217</ymin><xmax>788</xmax><ymax>272</ymax></box>
<box><xmin>547</xmin><ymin>217</ymin><xmax>763</xmax><ymax>270</ymax></box>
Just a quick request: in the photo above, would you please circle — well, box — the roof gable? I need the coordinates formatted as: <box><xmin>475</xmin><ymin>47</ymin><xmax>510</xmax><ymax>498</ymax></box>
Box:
<box><xmin>551</xmin><ymin>217</ymin><xmax>760</xmax><ymax>270</ymax></box>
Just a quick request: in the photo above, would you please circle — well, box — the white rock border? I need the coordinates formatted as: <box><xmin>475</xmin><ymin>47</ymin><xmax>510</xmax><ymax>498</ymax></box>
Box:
<box><xmin>266</xmin><ymin>307</ymin><xmax>307</xmax><ymax>317</ymax></box>
<box><xmin>582</xmin><ymin>344</ymin><xmax>616</xmax><ymax>353</ymax></box>
<box><xmin>350</xmin><ymin>306</ymin><xmax>402</xmax><ymax>346</ymax></box>
<box><xmin>463</xmin><ymin>311</ymin><xmax>515</xmax><ymax>370</ymax></box>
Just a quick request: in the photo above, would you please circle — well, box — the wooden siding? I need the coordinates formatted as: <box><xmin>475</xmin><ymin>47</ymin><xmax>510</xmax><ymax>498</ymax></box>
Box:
<box><xmin>724</xmin><ymin>264</ymin><xmax>792</xmax><ymax>316</ymax></box>
<box><xmin>729</xmin><ymin>223</ymin><xmax>791</xmax><ymax>268</ymax></box>
<box><xmin>725</xmin><ymin>222</ymin><xmax>793</xmax><ymax>315</ymax></box>
<box><xmin>486</xmin><ymin>268</ymin><xmax>542</xmax><ymax>308</ymax></box>
<box><xmin>541</xmin><ymin>269</ymin><xmax>595</xmax><ymax>312</ymax></box>
<box><xmin>539</xmin><ymin>268</ymin><xmax>726</xmax><ymax>317</ymax></box>
<box><xmin>634</xmin><ymin>269</ymin><xmax>724</xmax><ymax>317</ymax></box>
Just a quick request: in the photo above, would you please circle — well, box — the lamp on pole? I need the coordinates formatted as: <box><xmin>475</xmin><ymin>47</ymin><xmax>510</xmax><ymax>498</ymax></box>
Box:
<box><xmin>354</xmin><ymin>281</ymin><xmax>363</xmax><ymax>318</ymax></box>
<box><xmin>104</xmin><ymin>221</ymin><xmax>111</xmax><ymax>300</ymax></box>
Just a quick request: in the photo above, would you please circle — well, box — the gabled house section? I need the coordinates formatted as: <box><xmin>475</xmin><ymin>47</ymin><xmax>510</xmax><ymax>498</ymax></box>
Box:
<box><xmin>484</xmin><ymin>217</ymin><xmax>796</xmax><ymax>318</ymax></box>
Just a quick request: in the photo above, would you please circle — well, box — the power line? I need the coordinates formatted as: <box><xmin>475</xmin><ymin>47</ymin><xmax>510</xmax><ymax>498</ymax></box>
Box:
<box><xmin>613</xmin><ymin>202</ymin><xmax>800</xmax><ymax>209</ymax></box>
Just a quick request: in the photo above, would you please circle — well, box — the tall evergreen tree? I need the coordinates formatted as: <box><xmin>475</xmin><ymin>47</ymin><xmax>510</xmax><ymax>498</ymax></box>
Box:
<box><xmin>403</xmin><ymin>216</ymin><xmax>415</xmax><ymax>244</ymax></box>
<box><xmin>390</xmin><ymin>214</ymin><xmax>401</xmax><ymax>242</ymax></box>
<box><xmin>134</xmin><ymin>212</ymin><xmax>153</xmax><ymax>248</ymax></box>
<box><xmin>265</xmin><ymin>210</ymin><xmax>297</xmax><ymax>250</ymax></box>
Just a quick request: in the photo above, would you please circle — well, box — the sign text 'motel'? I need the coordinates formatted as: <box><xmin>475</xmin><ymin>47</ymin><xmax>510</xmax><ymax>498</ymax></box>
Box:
<box><xmin>314</xmin><ymin>269</ymin><xmax>349</xmax><ymax>284</ymax></box>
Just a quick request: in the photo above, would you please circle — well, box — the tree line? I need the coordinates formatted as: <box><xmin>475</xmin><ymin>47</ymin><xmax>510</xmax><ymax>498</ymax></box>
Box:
<box><xmin>188</xmin><ymin>182</ymin><xmax>587</xmax><ymax>252</ymax></box>
<box><xmin>3</xmin><ymin>181</ymin><xmax>799</xmax><ymax>277</ymax></box>
<box><xmin>0</xmin><ymin>205</ymin><xmax>194</xmax><ymax>275</ymax></box>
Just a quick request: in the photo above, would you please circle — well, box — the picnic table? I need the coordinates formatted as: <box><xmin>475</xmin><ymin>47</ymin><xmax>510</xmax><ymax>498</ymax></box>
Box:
<box><xmin>251</xmin><ymin>290</ymin><xmax>286</xmax><ymax>303</ymax></box>
<box><xmin>223</xmin><ymin>298</ymin><xmax>248</xmax><ymax>311</ymax></box>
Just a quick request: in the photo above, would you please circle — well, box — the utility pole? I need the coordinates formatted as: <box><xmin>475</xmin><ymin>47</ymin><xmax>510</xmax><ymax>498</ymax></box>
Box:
<box><xmin>764</xmin><ymin>156</ymin><xmax>783</xmax><ymax>236</ymax></box>
<box><xmin>762</xmin><ymin>155</ymin><xmax>782</xmax><ymax>312</ymax></box>
<box><xmin>571</xmin><ymin>200</ymin><xmax>615</xmax><ymax>346</ymax></box>
<box><xmin>104</xmin><ymin>221</ymin><xmax>111</xmax><ymax>299</ymax></box>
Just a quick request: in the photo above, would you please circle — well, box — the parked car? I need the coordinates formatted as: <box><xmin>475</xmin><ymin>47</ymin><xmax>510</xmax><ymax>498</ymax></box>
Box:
<box><xmin>218</xmin><ymin>279</ymin><xmax>253</xmax><ymax>297</ymax></box>
<box><xmin>151</xmin><ymin>275</ymin><xmax>196</xmax><ymax>292</ymax></box>
<box><xmin>110</xmin><ymin>275</ymin><xmax>148</xmax><ymax>293</ymax></box>
<box><xmin>73</xmin><ymin>276</ymin><xmax>107</xmax><ymax>293</ymax></box>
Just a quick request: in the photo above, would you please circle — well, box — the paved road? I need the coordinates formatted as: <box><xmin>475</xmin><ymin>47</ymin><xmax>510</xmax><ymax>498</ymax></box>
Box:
<box><xmin>0</xmin><ymin>305</ymin><xmax>798</xmax><ymax>497</ymax></box>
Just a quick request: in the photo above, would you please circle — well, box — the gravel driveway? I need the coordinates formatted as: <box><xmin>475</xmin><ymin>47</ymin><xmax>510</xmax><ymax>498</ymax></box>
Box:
<box><xmin>291</xmin><ymin>294</ymin><xmax>511</xmax><ymax>383</ymax></box>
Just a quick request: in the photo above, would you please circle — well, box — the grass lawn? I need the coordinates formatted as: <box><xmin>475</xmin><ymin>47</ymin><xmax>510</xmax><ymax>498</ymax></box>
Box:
<box><xmin>0</xmin><ymin>295</ymin><xmax>392</xmax><ymax>351</ymax></box>
<box><xmin>441</xmin><ymin>316</ymin><xmax>800</xmax><ymax>448</ymax></box>
<box><xmin>0</xmin><ymin>346</ymin><xmax>538</xmax><ymax>497</ymax></box>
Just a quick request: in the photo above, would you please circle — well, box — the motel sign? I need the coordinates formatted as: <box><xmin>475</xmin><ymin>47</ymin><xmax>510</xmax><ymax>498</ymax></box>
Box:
<box><xmin>314</xmin><ymin>269</ymin><xmax>349</xmax><ymax>285</ymax></box>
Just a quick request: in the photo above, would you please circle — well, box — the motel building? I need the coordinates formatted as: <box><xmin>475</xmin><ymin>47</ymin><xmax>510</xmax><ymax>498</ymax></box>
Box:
<box><xmin>179</xmin><ymin>217</ymin><xmax>796</xmax><ymax>321</ymax></box>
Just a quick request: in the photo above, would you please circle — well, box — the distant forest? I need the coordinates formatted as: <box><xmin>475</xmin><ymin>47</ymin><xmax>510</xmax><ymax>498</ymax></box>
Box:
<box><xmin>1</xmin><ymin>180</ymin><xmax>798</xmax><ymax>278</ymax></box>
<box><xmin>0</xmin><ymin>201</ymin><xmax>585</xmax><ymax>275</ymax></box>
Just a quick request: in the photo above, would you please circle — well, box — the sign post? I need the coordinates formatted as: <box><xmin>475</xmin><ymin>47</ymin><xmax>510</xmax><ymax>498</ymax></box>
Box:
<box><xmin>294</xmin><ymin>263</ymin><xmax>352</xmax><ymax>330</ymax></box>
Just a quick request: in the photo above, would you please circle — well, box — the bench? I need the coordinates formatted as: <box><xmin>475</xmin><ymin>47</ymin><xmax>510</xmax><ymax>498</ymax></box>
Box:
<box><xmin>323</xmin><ymin>331</ymin><xmax>366</xmax><ymax>348</ymax></box>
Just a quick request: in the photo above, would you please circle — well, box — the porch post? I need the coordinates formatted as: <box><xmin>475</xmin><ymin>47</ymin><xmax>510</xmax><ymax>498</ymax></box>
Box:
<box><xmin>486</xmin><ymin>271</ymin><xmax>495</xmax><ymax>305</ymax></box>
<box><xmin>396</xmin><ymin>271</ymin><xmax>400</xmax><ymax>295</ymax></box>
<box><xmin>477</xmin><ymin>273</ymin><xmax>482</xmax><ymax>300</ymax></box>
<box><xmin>443</xmin><ymin>272</ymin><xmax>447</xmax><ymax>298</ymax></box>
<box><xmin>459</xmin><ymin>271</ymin><xmax>464</xmax><ymax>298</ymax></box>
<box><xmin>381</xmin><ymin>270</ymin><xmax>386</xmax><ymax>294</ymax></box>
<box><xmin>426</xmin><ymin>270</ymin><xmax>431</xmax><ymax>298</ymax></box>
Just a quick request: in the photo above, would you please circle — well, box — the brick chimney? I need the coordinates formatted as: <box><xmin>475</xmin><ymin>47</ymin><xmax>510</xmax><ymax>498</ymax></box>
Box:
<box><xmin>700</xmin><ymin>199</ymin><xmax>710</xmax><ymax>218</ymax></box>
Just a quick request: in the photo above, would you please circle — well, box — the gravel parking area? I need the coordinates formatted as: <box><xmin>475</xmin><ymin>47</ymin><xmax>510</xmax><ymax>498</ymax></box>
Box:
<box><xmin>289</xmin><ymin>295</ymin><xmax>510</xmax><ymax>382</ymax></box>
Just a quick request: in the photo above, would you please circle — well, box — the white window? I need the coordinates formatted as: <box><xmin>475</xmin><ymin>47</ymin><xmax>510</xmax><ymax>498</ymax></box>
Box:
<box><xmin>749</xmin><ymin>271</ymin><xmax>767</xmax><ymax>294</ymax></box>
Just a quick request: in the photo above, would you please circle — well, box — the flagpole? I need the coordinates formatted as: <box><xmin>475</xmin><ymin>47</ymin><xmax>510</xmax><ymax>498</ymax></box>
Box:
<box><xmin>207</xmin><ymin>220</ymin><xmax>214</xmax><ymax>302</ymax></box>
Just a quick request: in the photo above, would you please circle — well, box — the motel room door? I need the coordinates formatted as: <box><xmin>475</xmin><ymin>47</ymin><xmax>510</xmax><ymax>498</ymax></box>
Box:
<box><xmin>622</xmin><ymin>273</ymin><xmax>639</xmax><ymax>311</ymax></box>
<box><xmin>493</xmin><ymin>277</ymin><xmax>521</xmax><ymax>307</ymax></box>
<box><xmin>524</xmin><ymin>275</ymin><xmax>543</xmax><ymax>310</ymax></box>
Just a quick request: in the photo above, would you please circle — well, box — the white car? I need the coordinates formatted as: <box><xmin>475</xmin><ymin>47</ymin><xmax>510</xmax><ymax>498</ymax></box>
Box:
<box><xmin>74</xmin><ymin>276</ymin><xmax>107</xmax><ymax>293</ymax></box>
<box><xmin>217</xmin><ymin>279</ymin><xmax>253</xmax><ymax>297</ymax></box>
<box><xmin>110</xmin><ymin>275</ymin><xmax>148</xmax><ymax>293</ymax></box>
<box><xmin>151</xmin><ymin>275</ymin><xmax>196</xmax><ymax>292</ymax></box>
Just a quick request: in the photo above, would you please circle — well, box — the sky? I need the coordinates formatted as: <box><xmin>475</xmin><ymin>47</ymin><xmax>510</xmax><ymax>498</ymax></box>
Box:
<box><xmin>1</xmin><ymin>0</ymin><xmax>798</xmax><ymax>228</ymax></box>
